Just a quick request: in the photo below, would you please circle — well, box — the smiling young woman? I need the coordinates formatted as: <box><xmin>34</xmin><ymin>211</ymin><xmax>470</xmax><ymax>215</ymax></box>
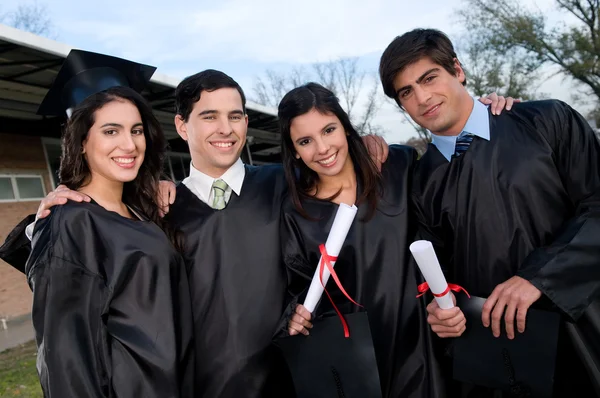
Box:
<box><xmin>276</xmin><ymin>82</ymin><xmax>443</xmax><ymax>398</ymax></box>
<box><xmin>22</xmin><ymin>50</ymin><xmax>194</xmax><ymax>398</ymax></box>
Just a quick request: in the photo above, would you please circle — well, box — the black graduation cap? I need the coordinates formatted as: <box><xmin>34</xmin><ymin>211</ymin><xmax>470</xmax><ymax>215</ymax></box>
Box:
<box><xmin>38</xmin><ymin>49</ymin><xmax>156</xmax><ymax>117</ymax></box>
<box><xmin>274</xmin><ymin>311</ymin><xmax>382</xmax><ymax>398</ymax></box>
<box><xmin>452</xmin><ymin>295</ymin><xmax>561</xmax><ymax>398</ymax></box>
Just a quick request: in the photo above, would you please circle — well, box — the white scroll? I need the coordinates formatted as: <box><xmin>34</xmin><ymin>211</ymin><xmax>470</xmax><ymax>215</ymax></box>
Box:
<box><xmin>303</xmin><ymin>203</ymin><xmax>358</xmax><ymax>313</ymax></box>
<box><xmin>409</xmin><ymin>240</ymin><xmax>455</xmax><ymax>309</ymax></box>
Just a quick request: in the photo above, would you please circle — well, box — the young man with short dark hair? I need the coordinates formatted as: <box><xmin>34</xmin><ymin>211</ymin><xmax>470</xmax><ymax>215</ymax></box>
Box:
<box><xmin>380</xmin><ymin>28</ymin><xmax>600</xmax><ymax>397</ymax></box>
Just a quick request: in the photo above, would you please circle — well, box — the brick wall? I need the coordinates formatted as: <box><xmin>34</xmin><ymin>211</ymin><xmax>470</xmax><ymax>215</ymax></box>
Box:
<box><xmin>0</xmin><ymin>133</ymin><xmax>52</xmax><ymax>319</ymax></box>
<box><xmin>0</xmin><ymin>201</ymin><xmax>38</xmax><ymax>319</ymax></box>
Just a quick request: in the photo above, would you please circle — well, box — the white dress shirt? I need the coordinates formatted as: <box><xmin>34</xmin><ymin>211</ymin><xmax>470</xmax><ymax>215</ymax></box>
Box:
<box><xmin>182</xmin><ymin>158</ymin><xmax>245</xmax><ymax>206</ymax></box>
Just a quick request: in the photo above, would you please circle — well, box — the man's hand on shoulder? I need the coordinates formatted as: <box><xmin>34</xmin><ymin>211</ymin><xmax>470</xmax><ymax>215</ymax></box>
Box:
<box><xmin>158</xmin><ymin>180</ymin><xmax>177</xmax><ymax>217</ymax></box>
<box><xmin>362</xmin><ymin>134</ymin><xmax>389</xmax><ymax>171</ymax></box>
<box><xmin>36</xmin><ymin>185</ymin><xmax>90</xmax><ymax>219</ymax></box>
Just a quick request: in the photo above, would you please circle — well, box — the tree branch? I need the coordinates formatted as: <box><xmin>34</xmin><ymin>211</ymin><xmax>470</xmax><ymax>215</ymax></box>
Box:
<box><xmin>460</xmin><ymin>0</ymin><xmax>600</xmax><ymax>103</ymax></box>
<box><xmin>253</xmin><ymin>57</ymin><xmax>387</xmax><ymax>136</ymax></box>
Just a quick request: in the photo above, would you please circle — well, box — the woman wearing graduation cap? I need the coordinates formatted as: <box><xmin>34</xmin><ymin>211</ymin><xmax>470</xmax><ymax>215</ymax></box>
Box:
<box><xmin>275</xmin><ymin>82</ymin><xmax>445</xmax><ymax>398</ymax></box>
<box><xmin>25</xmin><ymin>50</ymin><xmax>194</xmax><ymax>397</ymax></box>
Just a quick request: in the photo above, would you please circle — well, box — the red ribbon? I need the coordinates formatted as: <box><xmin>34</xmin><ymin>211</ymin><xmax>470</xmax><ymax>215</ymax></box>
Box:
<box><xmin>318</xmin><ymin>244</ymin><xmax>363</xmax><ymax>338</ymax></box>
<box><xmin>416</xmin><ymin>282</ymin><xmax>471</xmax><ymax>299</ymax></box>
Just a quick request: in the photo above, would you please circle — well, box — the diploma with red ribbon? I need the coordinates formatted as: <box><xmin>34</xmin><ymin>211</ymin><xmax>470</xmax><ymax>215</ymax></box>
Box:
<box><xmin>275</xmin><ymin>203</ymin><xmax>382</xmax><ymax>397</ymax></box>
<box><xmin>303</xmin><ymin>203</ymin><xmax>358</xmax><ymax>313</ymax></box>
<box><xmin>409</xmin><ymin>240</ymin><xmax>469</xmax><ymax>309</ymax></box>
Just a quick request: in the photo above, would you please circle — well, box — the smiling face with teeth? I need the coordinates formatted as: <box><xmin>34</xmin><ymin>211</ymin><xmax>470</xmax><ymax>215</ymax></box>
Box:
<box><xmin>290</xmin><ymin>108</ymin><xmax>352</xmax><ymax>179</ymax></box>
<box><xmin>82</xmin><ymin>99</ymin><xmax>146</xmax><ymax>185</ymax></box>
<box><xmin>175</xmin><ymin>88</ymin><xmax>248</xmax><ymax>178</ymax></box>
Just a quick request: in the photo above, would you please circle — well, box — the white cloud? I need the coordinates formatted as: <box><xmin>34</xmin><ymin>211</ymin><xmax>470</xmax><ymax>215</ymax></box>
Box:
<box><xmin>183</xmin><ymin>0</ymin><xmax>457</xmax><ymax>63</ymax></box>
<box><xmin>7</xmin><ymin>0</ymin><xmax>591</xmax><ymax>142</ymax></box>
<box><xmin>8</xmin><ymin>0</ymin><xmax>584</xmax><ymax>70</ymax></box>
<box><xmin>51</xmin><ymin>0</ymin><xmax>459</xmax><ymax>65</ymax></box>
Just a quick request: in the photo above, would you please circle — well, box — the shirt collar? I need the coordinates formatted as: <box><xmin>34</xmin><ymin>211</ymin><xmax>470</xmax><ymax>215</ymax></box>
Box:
<box><xmin>184</xmin><ymin>158</ymin><xmax>245</xmax><ymax>203</ymax></box>
<box><xmin>430</xmin><ymin>98</ymin><xmax>491</xmax><ymax>161</ymax></box>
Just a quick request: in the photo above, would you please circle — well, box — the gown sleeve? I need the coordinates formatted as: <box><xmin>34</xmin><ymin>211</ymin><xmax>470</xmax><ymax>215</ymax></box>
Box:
<box><xmin>281</xmin><ymin>205</ymin><xmax>314</xmax><ymax>297</ymax></box>
<box><xmin>27</xmin><ymin>213</ymin><xmax>110</xmax><ymax>397</ymax></box>
<box><xmin>0</xmin><ymin>213</ymin><xmax>35</xmax><ymax>273</ymax></box>
<box><xmin>275</xmin><ymin>201</ymin><xmax>315</xmax><ymax>337</ymax></box>
<box><xmin>516</xmin><ymin>101</ymin><xmax>600</xmax><ymax>320</ymax></box>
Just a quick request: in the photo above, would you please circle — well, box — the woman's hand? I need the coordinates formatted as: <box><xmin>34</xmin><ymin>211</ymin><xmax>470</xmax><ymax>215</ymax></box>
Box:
<box><xmin>288</xmin><ymin>304</ymin><xmax>313</xmax><ymax>336</ymax></box>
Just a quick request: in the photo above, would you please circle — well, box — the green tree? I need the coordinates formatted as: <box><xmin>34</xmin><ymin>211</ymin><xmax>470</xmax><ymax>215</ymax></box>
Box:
<box><xmin>459</xmin><ymin>0</ymin><xmax>600</xmax><ymax>103</ymax></box>
<box><xmin>458</xmin><ymin>38</ymin><xmax>543</xmax><ymax>100</ymax></box>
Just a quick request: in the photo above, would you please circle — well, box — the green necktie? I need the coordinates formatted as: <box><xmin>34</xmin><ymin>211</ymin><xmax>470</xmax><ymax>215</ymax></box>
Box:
<box><xmin>211</xmin><ymin>179</ymin><xmax>229</xmax><ymax>210</ymax></box>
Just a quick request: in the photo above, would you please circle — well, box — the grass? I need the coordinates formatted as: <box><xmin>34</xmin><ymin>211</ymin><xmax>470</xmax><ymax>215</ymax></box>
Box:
<box><xmin>0</xmin><ymin>340</ymin><xmax>42</xmax><ymax>398</ymax></box>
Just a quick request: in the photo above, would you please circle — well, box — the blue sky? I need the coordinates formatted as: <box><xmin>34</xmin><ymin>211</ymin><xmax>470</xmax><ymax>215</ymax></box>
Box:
<box><xmin>1</xmin><ymin>0</ymin><xmax>585</xmax><ymax>142</ymax></box>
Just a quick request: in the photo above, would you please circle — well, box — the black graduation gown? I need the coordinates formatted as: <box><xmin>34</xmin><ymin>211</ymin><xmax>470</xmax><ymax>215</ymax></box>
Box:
<box><xmin>165</xmin><ymin>164</ymin><xmax>292</xmax><ymax>398</ymax></box>
<box><xmin>412</xmin><ymin>99</ymin><xmax>600</xmax><ymax>397</ymax></box>
<box><xmin>280</xmin><ymin>145</ymin><xmax>445</xmax><ymax>398</ymax></box>
<box><xmin>0</xmin><ymin>213</ymin><xmax>34</xmax><ymax>274</ymax></box>
<box><xmin>25</xmin><ymin>201</ymin><xmax>195</xmax><ymax>398</ymax></box>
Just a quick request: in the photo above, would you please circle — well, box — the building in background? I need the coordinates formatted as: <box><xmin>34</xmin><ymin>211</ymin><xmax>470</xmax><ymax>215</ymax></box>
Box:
<box><xmin>0</xmin><ymin>23</ymin><xmax>282</xmax><ymax>321</ymax></box>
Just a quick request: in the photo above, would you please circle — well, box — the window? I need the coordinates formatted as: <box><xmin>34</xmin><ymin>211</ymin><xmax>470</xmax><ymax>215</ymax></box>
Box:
<box><xmin>0</xmin><ymin>178</ymin><xmax>15</xmax><ymax>200</ymax></box>
<box><xmin>0</xmin><ymin>175</ymin><xmax>46</xmax><ymax>202</ymax></box>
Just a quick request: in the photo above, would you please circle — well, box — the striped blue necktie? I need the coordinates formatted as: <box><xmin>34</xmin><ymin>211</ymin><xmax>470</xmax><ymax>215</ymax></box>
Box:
<box><xmin>453</xmin><ymin>133</ymin><xmax>475</xmax><ymax>158</ymax></box>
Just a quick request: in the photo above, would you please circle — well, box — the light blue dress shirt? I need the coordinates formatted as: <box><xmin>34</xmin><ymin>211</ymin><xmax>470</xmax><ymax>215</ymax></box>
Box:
<box><xmin>430</xmin><ymin>100</ymin><xmax>491</xmax><ymax>161</ymax></box>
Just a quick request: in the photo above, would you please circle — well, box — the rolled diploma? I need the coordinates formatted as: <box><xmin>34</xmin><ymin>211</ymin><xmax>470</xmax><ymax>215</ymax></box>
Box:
<box><xmin>303</xmin><ymin>203</ymin><xmax>358</xmax><ymax>313</ymax></box>
<box><xmin>409</xmin><ymin>240</ymin><xmax>455</xmax><ymax>309</ymax></box>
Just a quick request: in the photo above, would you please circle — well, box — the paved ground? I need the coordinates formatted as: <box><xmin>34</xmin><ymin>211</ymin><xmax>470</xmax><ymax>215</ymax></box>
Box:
<box><xmin>0</xmin><ymin>315</ymin><xmax>34</xmax><ymax>353</ymax></box>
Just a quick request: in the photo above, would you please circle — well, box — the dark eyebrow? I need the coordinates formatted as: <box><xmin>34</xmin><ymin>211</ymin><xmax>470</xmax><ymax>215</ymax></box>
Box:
<box><xmin>198</xmin><ymin>110</ymin><xmax>218</xmax><ymax>116</ymax></box>
<box><xmin>100</xmin><ymin>123</ymin><xmax>123</xmax><ymax>128</ymax></box>
<box><xmin>100</xmin><ymin>122</ymin><xmax>143</xmax><ymax>129</ymax></box>
<box><xmin>198</xmin><ymin>109</ymin><xmax>245</xmax><ymax>117</ymax></box>
<box><xmin>395</xmin><ymin>68</ymin><xmax>441</xmax><ymax>96</ymax></box>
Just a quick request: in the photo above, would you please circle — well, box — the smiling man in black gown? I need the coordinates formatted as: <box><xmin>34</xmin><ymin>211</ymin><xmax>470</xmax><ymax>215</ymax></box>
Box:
<box><xmin>379</xmin><ymin>28</ymin><xmax>600</xmax><ymax>397</ymax></box>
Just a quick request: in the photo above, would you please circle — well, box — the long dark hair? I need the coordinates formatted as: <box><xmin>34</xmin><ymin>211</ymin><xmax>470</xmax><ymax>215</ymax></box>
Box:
<box><xmin>278</xmin><ymin>82</ymin><xmax>382</xmax><ymax>219</ymax></box>
<box><xmin>59</xmin><ymin>86</ymin><xmax>183</xmax><ymax>251</ymax></box>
